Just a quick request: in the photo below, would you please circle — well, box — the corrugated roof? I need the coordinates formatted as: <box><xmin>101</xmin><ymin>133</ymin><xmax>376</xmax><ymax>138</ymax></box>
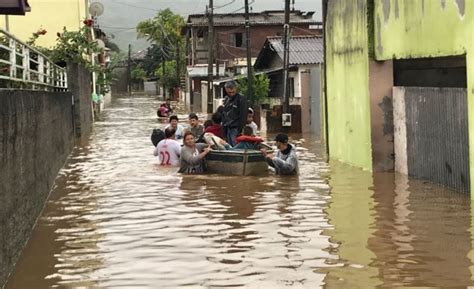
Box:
<box><xmin>267</xmin><ymin>35</ymin><xmax>324</xmax><ymax>65</ymax></box>
<box><xmin>187</xmin><ymin>10</ymin><xmax>320</xmax><ymax>27</ymax></box>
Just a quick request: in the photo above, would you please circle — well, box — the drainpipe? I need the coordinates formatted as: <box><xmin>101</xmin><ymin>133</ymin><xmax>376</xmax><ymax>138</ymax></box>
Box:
<box><xmin>322</xmin><ymin>0</ymin><xmax>330</xmax><ymax>156</ymax></box>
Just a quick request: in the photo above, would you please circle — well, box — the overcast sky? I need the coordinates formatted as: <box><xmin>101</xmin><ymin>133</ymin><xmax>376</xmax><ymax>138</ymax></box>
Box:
<box><xmin>97</xmin><ymin>0</ymin><xmax>322</xmax><ymax>52</ymax></box>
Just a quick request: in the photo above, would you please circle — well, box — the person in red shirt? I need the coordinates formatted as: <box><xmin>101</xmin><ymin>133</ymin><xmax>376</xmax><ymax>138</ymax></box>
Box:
<box><xmin>204</xmin><ymin>112</ymin><xmax>225</xmax><ymax>139</ymax></box>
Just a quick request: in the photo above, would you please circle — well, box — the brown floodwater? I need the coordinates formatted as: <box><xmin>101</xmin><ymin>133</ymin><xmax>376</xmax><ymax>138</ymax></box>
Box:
<box><xmin>6</xmin><ymin>95</ymin><xmax>474</xmax><ymax>288</ymax></box>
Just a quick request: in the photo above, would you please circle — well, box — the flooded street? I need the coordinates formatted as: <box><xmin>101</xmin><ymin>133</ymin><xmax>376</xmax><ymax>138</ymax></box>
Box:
<box><xmin>6</xmin><ymin>95</ymin><xmax>474</xmax><ymax>288</ymax></box>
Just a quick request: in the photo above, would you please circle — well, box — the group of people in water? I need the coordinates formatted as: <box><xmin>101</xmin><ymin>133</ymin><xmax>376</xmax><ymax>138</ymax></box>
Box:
<box><xmin>153</xmin><ymin>80</ymin><xmax>299</xmax><ymax>175</ymax></box>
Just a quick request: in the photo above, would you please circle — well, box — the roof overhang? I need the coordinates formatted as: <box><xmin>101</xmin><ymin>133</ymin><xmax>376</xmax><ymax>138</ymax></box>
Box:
<box><xmin>0</xmin><ymin>0</ymin><xmax>30</xmax><ymax>15</ymax></box>
<box><xmin>212</xmin><ymin>67</ymin><xmax>283</xmax><ymax>85</ymax></box>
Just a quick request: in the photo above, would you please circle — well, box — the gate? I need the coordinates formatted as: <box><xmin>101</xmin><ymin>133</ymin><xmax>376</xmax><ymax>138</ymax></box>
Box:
<box><xmin>402</xmin><ymin>87</ymin><xmax>470</xmax><ymax>192</ymax></box>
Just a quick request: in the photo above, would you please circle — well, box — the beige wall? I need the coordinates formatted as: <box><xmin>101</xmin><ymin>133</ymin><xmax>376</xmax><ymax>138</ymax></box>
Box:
<box><xmin>1</xmin><ymin>0</ymin><xmax>89</xmax><ymax>48</ymax></box>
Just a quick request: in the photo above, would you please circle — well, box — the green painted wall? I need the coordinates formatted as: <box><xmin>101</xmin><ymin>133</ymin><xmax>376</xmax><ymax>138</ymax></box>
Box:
<box><xmin>325</xmin><ymin>0</ymin><xmax>373</xmax><ymax>170</ymax></box>
<box><xmin>374</xmin><ymin>0</ymin><xmax>474</xmax><ymax>195</ymax></box>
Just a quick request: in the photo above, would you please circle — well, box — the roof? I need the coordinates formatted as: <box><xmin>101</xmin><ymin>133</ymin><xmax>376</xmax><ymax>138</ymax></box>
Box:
<box><xmin>186</xmin><ymin>10</ymin><xmax>320</xmax><ymax>27</ymax></box>
<box><xmin>0</xmin><ymin>0</ymin><xmax>30</xmax><ymax>15</ymax></box>
<box><xmin>255</xmin><ymin>35</ymin><xmax>324</xmax><ymax>68</ymax></box>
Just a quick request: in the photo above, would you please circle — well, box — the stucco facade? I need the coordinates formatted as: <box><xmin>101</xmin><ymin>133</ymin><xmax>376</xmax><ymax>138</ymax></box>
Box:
<box><xmin>0</xmin><ymin>0</ymin><xmax>89</xmax><ymax>47</ymax></box>
<box><xmin>325</xmin><ymin>0</ymin><xmax>473</xmax><ymax>191</ymax></box>
<box><xmin>325</xmin><ymin>0</ymin><xmax>373</xmax><ymax>170</ymax></box>
<box><xmin>374</xmin><ymin>0</ymin><xmax>474</xmax><ymax>193</ymax></box>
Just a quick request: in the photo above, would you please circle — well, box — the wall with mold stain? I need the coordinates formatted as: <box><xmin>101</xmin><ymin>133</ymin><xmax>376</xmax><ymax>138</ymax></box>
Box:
<box><xmin>325</xmin><ymin>0</ymin><xmax>373</xmax><ymax>170</ymax></box>
<box><xmin>374</xmin><ymin>0</ymin><xmax>474</xmax><ymax>194</ymax></box>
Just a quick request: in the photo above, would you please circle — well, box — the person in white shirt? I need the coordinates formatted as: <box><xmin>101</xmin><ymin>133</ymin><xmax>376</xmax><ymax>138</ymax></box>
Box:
<box><xmin>247</xmin><ymin>108</ymin><xmax>258</xmax><ymax>135</ymax></box>
<box><xmin>165</xmin><ymin>115</ymin><xmax>185</xmax><ymax>139</ymax></box>
<box><xmin>154</xmin><ymin>127</ymin><xmax>182</xmax><ymax>166</ymax></box>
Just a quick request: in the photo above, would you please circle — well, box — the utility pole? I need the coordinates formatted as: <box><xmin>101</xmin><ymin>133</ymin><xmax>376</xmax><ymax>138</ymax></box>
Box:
<box><xmin>176</xmin><ymin>44</ymin><xmax>180</xmax><ymax>91</ymax></box>
<box><xmin>244</xmin><ymin>0</ymin><xmax>253</xmax><ymax>105</ymax></box>
<box><xmin>207</xmin><ymin>0</ymin><xmax>214</xmax><ymax>113</ymax></box>
<box><xmin>162</xmin><ymin>30</ymin><xmax>166</xmax><ymax>100</ymax></box>
<box><xmin>282</xmin><ymin>0</ymin><xmax>291</xmax><ymax>113</ymax></box>
<box><xmin>127</xmin><ymin>44</ymin><xmax>131</xmax><ymax>96</ymax></box>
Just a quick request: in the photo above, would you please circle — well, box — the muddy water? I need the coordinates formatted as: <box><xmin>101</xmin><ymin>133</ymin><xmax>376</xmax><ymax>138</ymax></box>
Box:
<box><xmin>6</xmin><ymin>96</ymin><xmax>474</xmax><ymax>288</ymax></box>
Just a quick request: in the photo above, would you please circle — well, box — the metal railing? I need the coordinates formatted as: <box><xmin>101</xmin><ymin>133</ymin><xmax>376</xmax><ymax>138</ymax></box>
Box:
<box><xmin>0</xmin><ymin>28</ymin><xmax>67</xmax><ymax>90</ymax></box>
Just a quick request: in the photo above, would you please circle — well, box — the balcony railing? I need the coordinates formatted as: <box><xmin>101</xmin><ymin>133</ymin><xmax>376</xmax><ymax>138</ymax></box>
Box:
<box><xmin>0</xmin><ymin>28</ymin><xmax>67</xmax><ymax>90</ymax></box>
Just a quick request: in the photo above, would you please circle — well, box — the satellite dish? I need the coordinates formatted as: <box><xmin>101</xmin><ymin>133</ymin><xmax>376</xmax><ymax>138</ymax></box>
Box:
<box><xmin>89</xmin><ymin>2</ymin><xmax>104</xmax><ymax>17</ymax></box>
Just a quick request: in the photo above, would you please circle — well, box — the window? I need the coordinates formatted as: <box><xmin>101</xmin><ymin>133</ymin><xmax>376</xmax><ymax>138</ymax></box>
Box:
<box><xmin>230</xmin><ymin>32</ymin><xmax>245</xmax><ymax>48</ymax></box>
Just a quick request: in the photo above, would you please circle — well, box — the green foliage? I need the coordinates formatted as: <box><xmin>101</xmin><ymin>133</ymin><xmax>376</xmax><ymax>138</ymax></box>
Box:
<box><xmin>50</xmin><ymin>26</ymin><xmax>103</xmax><ymax>71</ymax></box>
<box><xmin>137</xmin><ymin>9</ymin><xmax>185</xmax><ymax>81</ymax></box>
<box><xmin>136</xmin><ymin>9</ymin><xmax>185</xmax><ymax>46</ymax></box>
<box><xmin>237</xmin><ymin>73</ymin><xmax>270</xmax><ymax>105</ymax></box>
<box><xmin>131</xmin><ymin>66</ymin><xmax>147</xmax><ymax>81</ymax></box>
<box><xmin>155</xmin><ymin>60</ymin><xmax>178</xmax><ymax>90</ymax></box>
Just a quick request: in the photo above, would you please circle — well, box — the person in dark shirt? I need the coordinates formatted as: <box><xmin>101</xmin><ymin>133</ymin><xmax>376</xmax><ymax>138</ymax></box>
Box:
<box><xmin>222</xmin><ymin>81</ymin><xmax>248</xmax><ymax>146</ymax></box>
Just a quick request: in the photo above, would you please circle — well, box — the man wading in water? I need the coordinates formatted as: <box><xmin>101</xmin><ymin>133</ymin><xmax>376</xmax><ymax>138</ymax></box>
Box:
<box><xmin>222</xmin><ymin>81</ymin><xmax>248</xmax><ymax>146</ymax></box>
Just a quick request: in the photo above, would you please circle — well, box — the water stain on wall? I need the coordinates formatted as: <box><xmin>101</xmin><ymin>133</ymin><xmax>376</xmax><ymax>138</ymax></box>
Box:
<box><xmin>455</xmin><ymin>0</ymin><xmax>465</xmax><ymax>17</ymax></box>
<box><xmin>382</xmin><ymin>0</ymin><xmax>391</xmax><ymax>23</ymax></box>
<box><xmin>440</xmin><ymin>0</ymin><xmax>447</xmax><ymax>10</ymax></box>
<box><xmin>395</xmin><ymin>0</ymin><xmax>400</xmax><ymax>19</ymax></box>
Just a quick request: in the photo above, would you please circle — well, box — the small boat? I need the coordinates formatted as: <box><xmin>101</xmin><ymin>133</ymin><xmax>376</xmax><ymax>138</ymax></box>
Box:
<box><xmin>205</xmin><ymin>148</ymin><xmax>272</xmax><ymax>176</ymax></box>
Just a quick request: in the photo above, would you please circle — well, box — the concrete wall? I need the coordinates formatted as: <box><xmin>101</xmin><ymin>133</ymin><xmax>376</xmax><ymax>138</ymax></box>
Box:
<box><xmin>374</xmin><ymin>0</ymin><xmax>474</xmax><ymax>193</ymax></box>
<box><xmin>369</xmin><ymin>60</ymin><xmax>394</xmax><ymax>172</ymax></box>
<box><xmin>326</xmin><ymin>0</ymin><xmax>373</xmax><ymax>170</ymax></box>
<box><xmin>0</xmin><ymin>90</ymin><xmax>75</xmax><ymax>287</ymax></box>
<box><xmin>68</xmin><ymin>63</ymin><xmax>93</xmax><ymax>138</ymax></box>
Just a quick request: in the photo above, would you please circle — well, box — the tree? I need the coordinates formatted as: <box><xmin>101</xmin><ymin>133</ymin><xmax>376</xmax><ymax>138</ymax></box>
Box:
<box><xmin>155</xmin><ymin>60</ymin><xmax>179</xmax><ymax>94</ymax></box>
<box><xmin>136</xmin><ymin>8</ymin><xmax>185</xmax><ymax>47</ymax></box>
<box><xmin>137</xmin><ymin>9</ymin><xmax>186</xmax><ymax>85</ymax></box>
<box><xmin>237</xmin><ymin>73</ymin><xmax>270</xmax><ymax>106</ymax></box>
<box><xmin>131</xmin><ymin>66</ymin><xmax>146</xmax><ymax>82</ymax></box>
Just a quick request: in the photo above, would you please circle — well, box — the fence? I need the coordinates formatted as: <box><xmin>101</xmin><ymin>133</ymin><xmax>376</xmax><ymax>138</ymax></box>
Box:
<box><xmin>0</xmin><ymin>28</ymin><xmax>67</xmax><ymax>90</ymax></box>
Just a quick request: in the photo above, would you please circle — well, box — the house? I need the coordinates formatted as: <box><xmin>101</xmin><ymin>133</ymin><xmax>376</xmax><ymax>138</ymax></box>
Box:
<box><xmin>0</xmin><ymin>0</ymin><xmax>89</xmax><ymax>47</ymax></box>
<box><xmin>182</xmin><ymin>10</ymin><xmax>322</xmax><ymax>113</ymax></box>
<box><xmin>323</xmin><ymin>0</ymin><xmax>473</xmax><ymax>194</ymax></box>
<box><xmin>254</xmin><ymin>35</ymin><xmax>324</xmax><ymax>134</ymax></box>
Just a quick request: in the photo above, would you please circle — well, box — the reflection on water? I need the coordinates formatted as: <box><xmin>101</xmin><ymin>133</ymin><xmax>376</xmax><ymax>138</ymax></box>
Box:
<box><xmin>6</xmin><ymin>95</ymin><xmax>474</xmax><ymax>288</ymax></box>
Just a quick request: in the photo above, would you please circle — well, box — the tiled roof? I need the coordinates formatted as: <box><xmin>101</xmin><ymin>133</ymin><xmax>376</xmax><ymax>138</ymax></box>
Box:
<box><xmin>267</xmin><ymin>35</ymin><xmax>324</xmax><ymax>65</ymax></box>
<box><xmin>187</xmin><ymin>10</ymin><xmax>320</xmax><ymax>27</ymax></box>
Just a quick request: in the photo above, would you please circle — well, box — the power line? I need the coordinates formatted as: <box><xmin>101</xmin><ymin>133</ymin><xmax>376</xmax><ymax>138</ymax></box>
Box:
<box><xmin>108</xmin><ymin>1</ymin><xmax>159</xmax><ymax>12</ymax></box>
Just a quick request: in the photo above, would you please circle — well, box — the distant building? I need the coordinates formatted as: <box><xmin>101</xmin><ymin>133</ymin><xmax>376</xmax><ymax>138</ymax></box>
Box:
<box><xmin>182</xmin><ymin>10</ymin><xmax>322</xmax><ymax>112</ymax></box>
<box><xmin>254</xmin><ymin>35</ymin><xmax>324</xmax><ymax>134</ymax></box>
<box><xmin>0</xmin><ymin>0</ymin><xmax>89</xmax><ymax>47</ymax></box>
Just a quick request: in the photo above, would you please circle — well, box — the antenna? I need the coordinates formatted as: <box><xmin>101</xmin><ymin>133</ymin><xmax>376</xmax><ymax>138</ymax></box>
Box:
<box><xmin>89</xmin><ymin>2</ymin><xmax>104</xmax><ymax>17</ymax></box>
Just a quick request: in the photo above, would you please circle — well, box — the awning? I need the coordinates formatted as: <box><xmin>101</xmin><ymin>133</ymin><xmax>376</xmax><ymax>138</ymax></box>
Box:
<box><xmin>0</xmin><ymin>0</ymin><xmax>31</xmax><ymax>15</ymax></box>
<box><xmin>187</xmin><ymin>64</ymin><xmax>226</xmax><ymax>78</ymax></box>
<box><xmin>212</xmin><ymin>67</ymin><xmax>283</xmax><ymax>85</ymax></box>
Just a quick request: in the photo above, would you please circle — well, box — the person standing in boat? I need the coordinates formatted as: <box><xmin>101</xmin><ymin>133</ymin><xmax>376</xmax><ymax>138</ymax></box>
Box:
<box><xmin>154</xmin><ymin>128</ymin><xmax>181</xmax><ymax>166</ymax></box>
<box><xmin>261</xmin><ymin>133</ymin><xmax>299</xmax><ymax>175</ymax></box>
<box><xmin>165</xmin><ymin>115</ymin><xmax>185</xmax><ymax>140</ymax></box>
<box><xmin>179</xmin><ymin>131</ymin><xmax>212</xmax><ymax>174</ymax></box>
<box><xmin>222</xmin><ymin>81</ymin><xmax>248</xmax><ymax>146</ymax></box>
